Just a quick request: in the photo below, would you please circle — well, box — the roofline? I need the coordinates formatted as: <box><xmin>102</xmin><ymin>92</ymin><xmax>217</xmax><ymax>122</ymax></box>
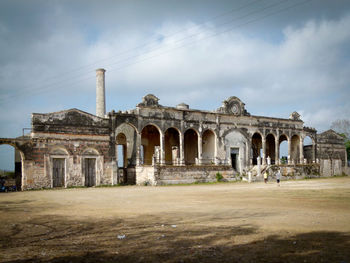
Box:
<box><xmin>134</xmin><ymin>105</ymin><xmax>303</xmax><ymax>123</ymax></box>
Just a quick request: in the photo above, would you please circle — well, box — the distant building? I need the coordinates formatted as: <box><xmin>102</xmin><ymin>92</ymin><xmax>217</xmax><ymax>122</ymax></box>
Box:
<box><xmin>0</xmin><ymin>69</ymin><xmax>348</xmax><ymax>190</ymax></box>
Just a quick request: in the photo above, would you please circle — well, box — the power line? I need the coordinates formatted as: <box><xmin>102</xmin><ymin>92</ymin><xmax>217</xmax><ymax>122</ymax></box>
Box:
<box><xmin>2</xmin><ymin>0</ymin><xmax>268</xmax><ymax>104</ymax></box>
<box><xmin>23</xmin><ymin>0</ymin><xmax>264</xmax><ymax>85</ymax></box>
<box><xmin>106</xmin><ymin>0</ymin><xmax>311</xmax><ymax>74</ymax></box>
<box><xmin>0</xmin><ymin>0</ymin><xmax>311</xmax><ymax>105</ymax></box>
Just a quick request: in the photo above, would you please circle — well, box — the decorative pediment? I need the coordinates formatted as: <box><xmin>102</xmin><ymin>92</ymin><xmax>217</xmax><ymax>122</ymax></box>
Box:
<box><xmin>289</xmin><ymin>111</ymin><xmax>301</xmax><ymax>121</ymax></box>
<box><xmin>217</xmin><ymin>96</ymin><xmax>250</xmax><ymax>116</ymax></box>
<box><xmin>32</xmin><ymin>108</ymin><xmax>108</xmax><ymax>126</ymax></box>
<box><xmin>137</xmin><ymin>94</ymin><xmax>161</xmax><ymax>107</ymax></box>
<box><xmin>318</xmin><ymin>129</ymin><xmax>345</xmax><ymax>140</ymax></box>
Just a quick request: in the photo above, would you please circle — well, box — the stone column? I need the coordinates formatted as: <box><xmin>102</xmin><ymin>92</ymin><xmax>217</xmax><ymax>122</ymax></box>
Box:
<box><xmin>257</xmin><ymin>156</ymin><xmax>261</xmax><ymax>177</ymax></box>
<box><xmin>288</xmin><ymin>138</ymin><xmax>292</xmax><ymax>165</ymax></box>
<box><xmin>198</xmin><ymin>134</ymin><xmax>203</xmax><ymax>165</ymax></box>
<box><xmin>312</xmin><ymin>143</ymin><xmax>316</xmax><ymax>163</ymax></box>
<box><xmin>179</xmin><ymin>132</ymin><xmax>185</xmax><ymax>165</ymax></box>
<box><xmin>136</xmin><ymin>132</ymin><xmax>142</xmax><ymax>165</ymax></box>
<box><xmin>299</xmin><ymin>137</ymin><xmax>304</xmax><ymax>164</ymax></box>
<box><xmin>267</xmin><ymin>156</ymin><xmax>271</xmax><ymax>165</ymax></box>
<box><xmin>246</xmin><ymin>142</ymin><xmax>250</xmax><ymax>168</ymax></box>
<box><xmin>275</xmin><ymin>137</ymin><xmax>279</xmax><ymax>165</ymax></box>
<box><xmin>96</xmin><ymin>68</ymin><xmax>106</xmax><ymax>118</ymax></box>
<box><xmin>214</xmin><ymin>135</ymin><xmax>220</xmax><ymax>165</ymax></box>
<box><xmin>160</xmin><ymin>132</ymin><xmax>165</xmax><ymax>165</ymax></box>
<box><xmin>214</xmin><ymin>133</ymin><xmax>218</xmax><ymax>164</ymax></box>
<box><xmin>262</xmin><ymin>137</ymin><xmax>266</xmax><ymax>165</ymax></box>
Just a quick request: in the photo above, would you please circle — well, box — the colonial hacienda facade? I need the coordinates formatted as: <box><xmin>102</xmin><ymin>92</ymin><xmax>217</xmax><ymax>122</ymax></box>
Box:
<box><xmin>0</xmin><ymin>69</ymin><xmax>347</xmax><ymax>190</ymax></box>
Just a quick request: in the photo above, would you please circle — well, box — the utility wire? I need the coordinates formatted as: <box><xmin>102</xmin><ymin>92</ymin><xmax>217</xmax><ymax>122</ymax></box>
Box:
<box><xmin>0</xmin><ymin>0</ymin><xmax>311</xmax><ymax>104</ymax></box>
<box><xmin>0</xmin><ymin>0</ymin><xmax>289</xmax><ymax>103</ymax></box>
<box><xmin>27</xmin><ymin>0</ymin><xmax>265</xmax><ymax>85</ymax></box>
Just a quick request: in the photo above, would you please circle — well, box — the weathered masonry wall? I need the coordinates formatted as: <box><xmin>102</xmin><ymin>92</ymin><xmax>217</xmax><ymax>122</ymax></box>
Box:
<box><xmin>1</xmin><ymin>93</ymin><xmax>348</xmax><ymax>190</ymax></box>
<box><xmin>136</xmin><ymin>165</ymin><xmax>236</xmax><ymax>185</ymax></box>
<box><xmin>18</xmin><ymin>108</ymin><xmax>117</xmax><ymax>190</ymax></box>
<box><xmin>20</xmin><ymin>136</ymin><xmax>114</xmax><ymax>190</ymax></box>
<box><xmin>253</xmin><ymin>164</ymin><xmax>321</xmax><ymax>182</ymax></box>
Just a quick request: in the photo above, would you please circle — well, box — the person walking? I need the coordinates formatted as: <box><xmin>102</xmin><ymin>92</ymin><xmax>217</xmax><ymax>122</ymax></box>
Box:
<box><xmin>263</xmin><ymin>171</ymin><xmax>268</xmax><ymax>184</ymax></box>
<box><xmin>276</xmin><ymin>169</ymin><xmax>281</xmax><ymax>186</ymax></box>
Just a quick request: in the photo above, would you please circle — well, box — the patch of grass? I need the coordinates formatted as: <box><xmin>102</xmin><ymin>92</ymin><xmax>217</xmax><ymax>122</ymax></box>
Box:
<box><xmin>216</xmin><ymin>172</ymin><xmax>224</xmax><ymax>182</ymax></box>
<box><xmin>159</xmin><ymin>180</ymin><xmax>243</xmax><ymax>187</ymax></box>
<box><xmin>334</xmin><ymin>173</ymin><xmax>349</xmax><ymax>177</ymax></box>
<box><xmin>96</xmin><ymin>184</ymin><xmax>122</xmax><ymax>188</ymax></box>
<box><xmin>67</xmin><ymin>185</ymin><xmax>87</xmax><ymax>189</ymax></box>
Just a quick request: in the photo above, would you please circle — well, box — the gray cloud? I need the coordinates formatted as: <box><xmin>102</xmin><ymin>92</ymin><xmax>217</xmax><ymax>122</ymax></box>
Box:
<box><xmin>1</xmin><ymin>0</ymin><xmax>350</xmax><ymax>169</ymax></box>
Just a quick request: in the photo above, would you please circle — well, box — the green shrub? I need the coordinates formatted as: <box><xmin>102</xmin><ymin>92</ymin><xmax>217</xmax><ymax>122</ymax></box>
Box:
<box><xmin>216</xmin><ymin>172</ymin><xmax>224</xmax><ymax>182</ymax></box>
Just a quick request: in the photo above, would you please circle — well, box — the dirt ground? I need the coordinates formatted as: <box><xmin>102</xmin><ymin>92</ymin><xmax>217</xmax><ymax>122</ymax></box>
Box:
<box><xmin>0</xmin><ymin>177</ymin><xmax>350</xmax><ymax>263</ymax></box>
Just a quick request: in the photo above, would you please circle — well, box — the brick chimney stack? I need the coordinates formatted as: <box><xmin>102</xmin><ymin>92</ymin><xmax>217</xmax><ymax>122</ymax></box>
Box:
<box><xmin>96</xmin><ymin>68</ymin><xmax>106</xmax><ymax>117</ymax></box>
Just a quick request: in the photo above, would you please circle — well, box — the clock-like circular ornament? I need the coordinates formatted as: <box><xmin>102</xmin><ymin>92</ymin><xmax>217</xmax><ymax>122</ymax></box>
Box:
<box><xmin>231</xmin><ymin>103</ymin><xmax>240</xmax><ymax>115</ymax></box>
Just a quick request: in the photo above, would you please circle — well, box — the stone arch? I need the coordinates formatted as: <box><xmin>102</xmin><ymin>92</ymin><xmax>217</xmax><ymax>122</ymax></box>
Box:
<box><xmin>82</xmin><ymin>147</ymin><xmax>100</xmax><ymax>156</ymax></box>
<box><xmin>251</xmin><ymin>132</ymin><xmax>262</xmax><ymax>165</ymax></box>
<box><xmin>303</xmin><ymin>134</ymin><xmax>315</xmax><ymax>164</ymax></box>
<box><xmin>116</xmin><ymin>122</ymin><xmax>138</xmax><ymax>134</ymax></box>
<box><xmin>291</xmin><ymin>134</ymin><xmax>301</xmax><ymax>164</ymax></box>
<box><xmin>0</xmin><ymin>142</ymin><xmax>25</xmax><ymax>191</ymax></box>
<box><xmin>266</xmin><ymin>133</ymin><xmax>276</xmax><ymax>164</ymax></box>
<box><xmin>279</xmin><ymin>134</ymin><xmax>289</xmax><ymax>163</ymax></box>
<box><xmin>116</xmin><ymin>123</ymin><xmax>138</xmax><ymax>167</ymax></box>
<box><xmin>50</xmin><ymin>146</ymin><xmax>69</xmax><ymax>156</ymax></box>
<box><xmin>224</xmin><ymin>129</ymin><xmax>248</xmax><ymax>173</ymax></box>
<box><xmin>49</xmin><ymin>146</ymin><xmax>69</xmax><ymax>188</ymax></box>
<box><xmin>141</xmin><ymin>124</ymin><xmax>161</xmax><ymax>165</ymax></box>
<box><xmin>184</xmin><ymin>128</ymin><xmax>198</xmax><ymax>165</ymax></box>
<box><xmin>202</xmin><ymin>129</ymin><xmax>216</xmax><ymax>163</ymax></box>
<box><xmin>140</xmin><ymin>123</ymin><xmax>162</xmax><ymax>136</ymax></box>
<box><xmin>116</xmin><ymin>133</ymin><xmax>127</xmax><ymax>168</ymax></box>
<box><xmin>81</xmin><ymin>147</ymin><xmax>103</xmax><ymax>187</ymax></box>
<box><xmin>164</xmin><ymin>127</ymin><xmax>180</xmax><ymax>165</ymax></box>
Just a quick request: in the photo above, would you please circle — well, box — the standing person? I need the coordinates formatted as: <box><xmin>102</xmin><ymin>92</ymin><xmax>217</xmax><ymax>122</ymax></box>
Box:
<box><xmin>276</xmin><ymin>169</ymin><xmax>281</xmax><ymax>186</ymax></box>
<box><xmin>263</xmin><ymin>171</ymin><xmax>268</xmax><ymax>184</ymax></box>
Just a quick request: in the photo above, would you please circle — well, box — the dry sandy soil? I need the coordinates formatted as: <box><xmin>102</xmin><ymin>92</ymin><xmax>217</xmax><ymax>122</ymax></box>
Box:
<box><xmin>0</xmin><ymin>177</ymin><xmax>350</xmax><ymax>263</ymax></box>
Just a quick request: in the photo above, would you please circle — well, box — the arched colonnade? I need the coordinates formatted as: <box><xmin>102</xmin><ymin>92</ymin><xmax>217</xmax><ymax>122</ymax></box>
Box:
<box><xmin>250</xmin><ymin>131</ymin><xmax>316</xmax><ymax>165</ymax></box>
<box><xmin>116</xmin><ymin>123</ymin><xmax>218</xmax><ymax>166</ymax></box>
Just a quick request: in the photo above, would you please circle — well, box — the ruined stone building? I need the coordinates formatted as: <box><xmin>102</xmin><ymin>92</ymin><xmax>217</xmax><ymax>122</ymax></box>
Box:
<box><xmin>0</xmin><ymin>69</ymin><xmax>348</xmax><ymax>190</ymax></box>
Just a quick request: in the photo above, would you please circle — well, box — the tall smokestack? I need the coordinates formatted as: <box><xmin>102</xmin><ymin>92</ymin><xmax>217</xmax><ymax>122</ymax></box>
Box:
<box><xmin>96</xmin><ymin>68</ymin><xmax>106</xmax><ymax>117</ymax></box>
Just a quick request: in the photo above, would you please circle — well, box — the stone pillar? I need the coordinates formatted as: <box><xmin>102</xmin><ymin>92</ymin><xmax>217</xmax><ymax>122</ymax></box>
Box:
<box><xmin>96</xmin><ymin>68</ymin><xmax>106</xmax><ymax>118</ymax></box>
<box><xmin>160</xmin><ymin>133</ymin><xmax>165</xmax><ymax>165</ymax></box>
<box><xmin>246</xmin><ymin>142</ymin><xmax>250</xmax><ymax>168</ymax></box>
<box><xmin>198</xmin><ymin>135</ymin><xmax>203</xmax><ymax>165</ymax></box>
<box><xmin>136</xmin><ymin>132</ymin><xmax>142</xmax><ymax>165</ymax></box>
<box><xmin>215</xmin><ymin>135</ymin><xmax>220</xmax><ymax>165</ymax></box>
<box><xmin>262</xmin><ymin>138</ymin><xmax>266</xmax><ymax>165</ymax></box>
<box><xmin>267</xmin><ymin>156</ymin><xmax>271</xmax><ymax>165</ymax></box>
<box><xmin>299</xmin><ymin>137</ymin><xmax>304</xmax><ymax>164</ymax></box>
<box><xmin>257</xmin><ymin>156</ymin><xmax>261</xmax><ymax>177</ymax></box>
<box><xmin>179</xmin><ymin>132</ymin><xmax>185</xmax><ymax>165</ymax></box>
<box><xmin>172</xmin><ymin>146</ymin><xmax>178</xmax><ymax>165</ymax></box>
<box><xmin>288</xmin><ymin>139</ymin><xmax>292</xmax><ymax>165</ymax></box>
<box><xmin>312</xmin><ymin>143</ymin><xmax>316</xmax><ymax>163</ymax></box>
<box><xmin>275</xmin><ymin>138</ymin><xmax>279</xmax><ymax>165</ymax></box>
<box><xmin>214</xmin><ymin>133</ymin><xmax>218</xmax><ymax>164</ymax></box>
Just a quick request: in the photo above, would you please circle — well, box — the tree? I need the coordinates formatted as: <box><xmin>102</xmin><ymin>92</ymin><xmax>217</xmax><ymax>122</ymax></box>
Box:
<box><xmin>331</xmin><ymin>119</ymin><xmax>350</xmax><ymax>139</ymax></box>
<box><xmin>331</xmin><ymin>119</ymin><xmax>350</xmax><ymax>164</ymax></box>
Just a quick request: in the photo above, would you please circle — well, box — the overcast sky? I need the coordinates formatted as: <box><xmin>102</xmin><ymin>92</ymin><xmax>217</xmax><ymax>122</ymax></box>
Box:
<box><xmin>1</xmin><ymin>0</ymin><xmax>350</xmax><ymax>170</ymax></box>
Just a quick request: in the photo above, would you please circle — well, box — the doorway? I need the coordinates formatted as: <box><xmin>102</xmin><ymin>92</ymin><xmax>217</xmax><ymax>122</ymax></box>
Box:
<box><xmin>84</xmin><ymin>158</ymin><xmax>96</xmax><ymax>187</ymax></box>
<box><xmin>52</xmin><ymin>158</ymin><xmax>65</xmax><ymax>187</ymax></box>
<box><xmin>231</xmin><ymin>148</ymin><xmax>239</xmax><ymax>170</ymax></box>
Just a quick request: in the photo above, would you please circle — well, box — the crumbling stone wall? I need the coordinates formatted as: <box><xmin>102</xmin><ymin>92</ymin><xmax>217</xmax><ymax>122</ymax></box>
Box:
<box><xmin>2</xmin><ymin>94</ymin><xmax>345</xmax><ymax>190</ymax></box>
<box><xmin>155</xmin><ymin>165</ymin><xmax>235</xmax><ymax>185</ymax></box>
